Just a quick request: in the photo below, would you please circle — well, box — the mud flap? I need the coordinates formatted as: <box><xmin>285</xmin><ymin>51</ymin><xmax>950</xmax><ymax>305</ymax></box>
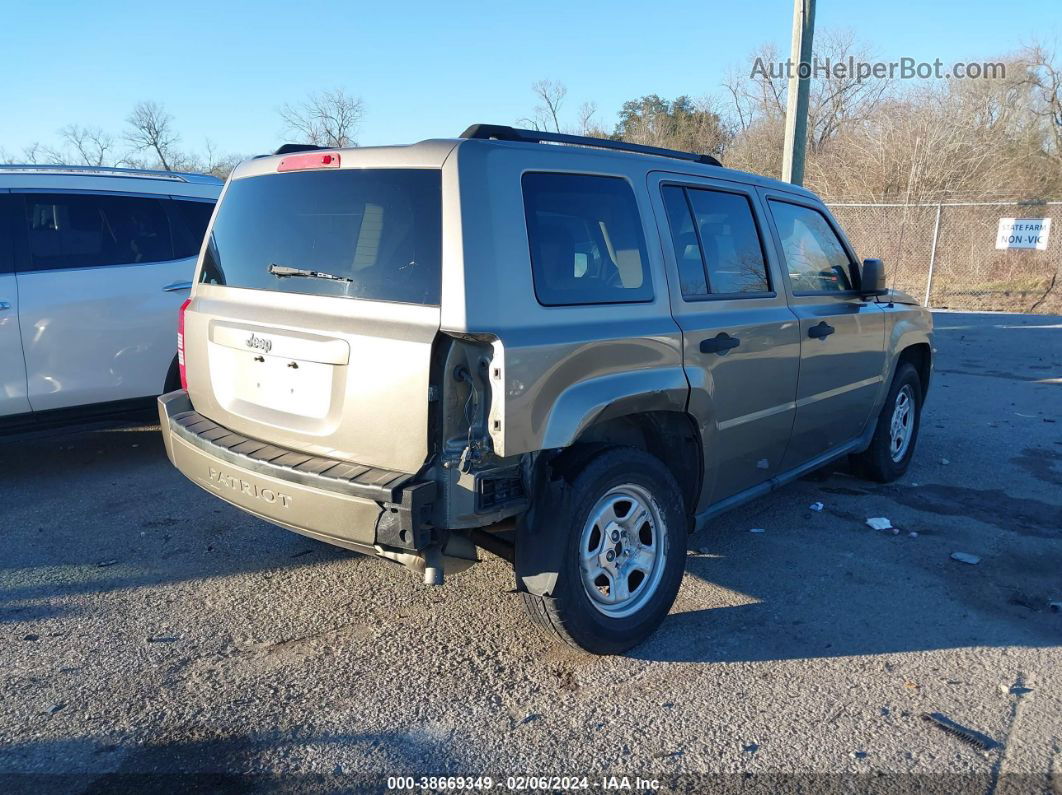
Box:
<box><xmin>514</xmin><ymin>473</ymin><xmax>572</xmax><ymax>597</ymax></box>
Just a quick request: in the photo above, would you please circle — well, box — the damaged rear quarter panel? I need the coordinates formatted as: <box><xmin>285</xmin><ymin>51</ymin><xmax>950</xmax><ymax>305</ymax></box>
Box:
<box><xmin>507</xmin><ymin>333</ymin><xmax>688</xmax><ymax>454</ymax></box>
<box><xmin>445</xmin><ymin>141</ymin><xmax>688</xmax><ymax>458</ymax></box>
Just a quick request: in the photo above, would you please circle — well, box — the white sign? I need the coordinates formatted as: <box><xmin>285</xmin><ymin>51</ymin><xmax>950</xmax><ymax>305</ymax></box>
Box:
<box><xmin>996</xmin><ymin>217</ymin><xmax>1051</xmax><ymax>250</ymax></box>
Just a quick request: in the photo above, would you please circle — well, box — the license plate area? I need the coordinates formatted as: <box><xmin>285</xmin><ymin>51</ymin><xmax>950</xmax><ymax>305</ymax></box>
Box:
<box><xmin>209</xmin><ymin>344</ymin><xmax>332</xmax><ymax>419</ymax></box>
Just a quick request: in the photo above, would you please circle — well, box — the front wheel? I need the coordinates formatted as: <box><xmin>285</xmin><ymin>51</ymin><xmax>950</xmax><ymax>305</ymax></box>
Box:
<box><xmin>852</xmin><ymin>362</ymin><xmax>923</xmax><ymax>482</ymax></box>
<box><xmin>520</xmin><ymin>447</ymin><xmax>687</xmax><ymax>655</ymax></box>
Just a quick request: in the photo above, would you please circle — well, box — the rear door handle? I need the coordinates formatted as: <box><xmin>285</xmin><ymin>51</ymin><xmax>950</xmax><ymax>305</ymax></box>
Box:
<box><xmin>163</xmin><ymin>281</ymin><xmax>193</xmax><ymax>292</ymax></box>
<box><xmin>0</xmin><ymin>300</ymin><xmax>11</xmax><ymax>311</ymax></box>
<box><xmin>808</xmin><ymin>321</ymin><xmax>835</xmax><ymax>339</ymax></box>
<box><xmin>700</xmin><ymin>332</ymin><xmax>741</xmax><ymax>355</ymax></box>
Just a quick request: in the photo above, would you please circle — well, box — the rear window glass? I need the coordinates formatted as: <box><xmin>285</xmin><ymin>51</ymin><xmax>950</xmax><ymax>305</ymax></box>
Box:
<box><xmin>523</xmin><ymin>172</ymin><xmax>652</xmax><ymax>306</ymax></box>
<box><xmin>199</xmin><ymin>169</ymin><xmax>442</xmax><ymax>305</ymax></box>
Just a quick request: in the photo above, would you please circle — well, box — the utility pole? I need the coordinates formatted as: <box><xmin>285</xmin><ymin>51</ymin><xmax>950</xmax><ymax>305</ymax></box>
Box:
<box><xmin>781</xmin><ymin>0</ymin><xmax>816</xmax><ymax>185</ymax></box>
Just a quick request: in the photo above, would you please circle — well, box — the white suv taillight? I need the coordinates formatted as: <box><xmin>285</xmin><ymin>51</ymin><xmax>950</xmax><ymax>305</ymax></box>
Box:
<box><xmin>177</xmin><ymin>298</ymin><xmax>191</xmax><ymax>390</ymax></box>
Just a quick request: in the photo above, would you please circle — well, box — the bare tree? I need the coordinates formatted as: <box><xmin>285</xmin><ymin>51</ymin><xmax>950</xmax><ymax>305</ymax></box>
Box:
<box><xmin>721</xmin><ymin>33</ymin><xmax>893</xmax><ymax>175</ymax></box>
<box><xmin>537</xmin><ymin>79</ymin><xmax>566</xmax><ymax>132</ymax></box>
<box><xmin>6</xmin><ymin>102</ymin><xmax>249</xmax><ymax>177</ymax></box>
<box><xmin>19</xmin><ymin>141</ymin><xmax>65</xmax><ymax>165</ymax></box>
<box><xmin>1021</xmin><ymin>43</ymin><xmax>1062</xmax><ymax>165</ymax></box>
<box><xmin>200</xmin><ymin>138</ymin><xmax>245</xmax><ymax>178</ymax></box>
<box><xmin>279</xmin><ymin>89</ymin><xmax>364</xmax><ymax>148</ymax></box>
<box><xmin>726</xmin><ymin>36</ymin><xmax>1062</xmax><ymax>200</ymax></box>
<box><xmin>125</xmin><ymin>101</ymin><xmax>179</xmax><ymax>170</ymax></box>
<box><xmin>724</xmin><ymin>42</ymin><xmax>787</xmax><ymax>129</ymax></box>
<box><xmin>60</xmin><ymin>124</ymin><xmax>117</xmax><ymax>166</ymax></box>
<box><xmin>806</xmin><ymin>30</ymin><xmax>893</xmax><ymax>151</ymax></box>
<box><xmin>577</xmin><ymin>101</ymin><xmax>609</xmax><ymax>137</ymax></box>
<box><xmin>18</xmin><ymin>142</ymin><xmax>45</xmax><ymax>164</ymax></box>
<box><xmin>519</xmin><ymin>79</ymin><xmax>567</xmax><ymax>132</ymax></box>
<box><xmin>203</xmin><ymin>138</ymin><xmax>221</xmax><ymax>170</ymax></box>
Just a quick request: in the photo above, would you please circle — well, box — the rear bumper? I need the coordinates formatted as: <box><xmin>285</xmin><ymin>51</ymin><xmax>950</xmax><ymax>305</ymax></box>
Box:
<box><xmin>158</xmin><ymin>391</ymin><xmax>435</xmax><ymax>553</ymax></box>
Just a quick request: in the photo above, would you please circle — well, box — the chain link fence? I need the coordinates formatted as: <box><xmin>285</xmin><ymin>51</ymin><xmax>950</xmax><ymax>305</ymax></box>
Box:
<box><xmin>827</xmin><ymin>200</ymin><xmax>1062</xmax><ymax>314</ymax></box>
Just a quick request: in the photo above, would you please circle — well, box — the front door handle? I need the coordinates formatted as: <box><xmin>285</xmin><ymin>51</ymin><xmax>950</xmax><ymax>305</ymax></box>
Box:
<box><xmin>700</xmin><ymin>332</ymin><xmax>741</xmax><ymax>355</ymax></box>
<box><xmin>163</xmin><ymin>281</ymin><xmax>193</xmax><ymax>292</ymax></box>
<box><xmin>808</xmin><ymin>321</ymin><xmax>835</xmax><ymax>339</ymax></box>
<box><xmin>0</xmin><ymin>300</ymin><xmax>11</xmax><ymax>311</ymax></box>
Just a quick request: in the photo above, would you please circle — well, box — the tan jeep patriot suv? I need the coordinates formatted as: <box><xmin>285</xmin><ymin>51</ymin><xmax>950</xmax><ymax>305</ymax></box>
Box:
<box><xmin>160</xmin><ymin>124</ymin><xmax>932</xmax><ymax>654</ymax></box>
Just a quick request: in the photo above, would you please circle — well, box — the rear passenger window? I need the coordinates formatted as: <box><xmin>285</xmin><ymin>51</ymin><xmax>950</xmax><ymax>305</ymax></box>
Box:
<box><xmin>23</xmin><ymin>193</ymin><xmax>172</xmax><ymax>271</ymax></box>
<box><xmin>523</xmin><ymin>173</ymin><xmax>652</xmax><ymax>306</ymax></box>
<box><xmin>661</xmin><ymin>185</ymin><xmax>770</xmax><ymax>298</ymax></box>
<box><xmin>169</xmin><ymin>199</ymin><xmax>215</xmax><ymax>259</ymax></box>
<box><xmin>768</xmin><ymin>200</ymin><xmax>853</xmax><ymax>292</ymax></box>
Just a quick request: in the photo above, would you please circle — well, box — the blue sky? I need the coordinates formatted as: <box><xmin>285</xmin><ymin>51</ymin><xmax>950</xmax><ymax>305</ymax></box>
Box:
<box><xmin>1</xmin><ymin>0</ymin><xmax>1058</xmax><ymax>158</ymax></box>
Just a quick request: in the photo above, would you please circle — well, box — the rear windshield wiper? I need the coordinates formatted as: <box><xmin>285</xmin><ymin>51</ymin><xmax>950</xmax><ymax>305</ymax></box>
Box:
<box><xmin>268</xmin><ymin>263</ymin><xmax>353</xmax><ymax>283</ymax></box>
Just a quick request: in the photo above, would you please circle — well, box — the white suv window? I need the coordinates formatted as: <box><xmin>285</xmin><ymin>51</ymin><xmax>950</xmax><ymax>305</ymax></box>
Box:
<box><xmin>24</xmin><ymin>193</ymin><xmax>172</xmax><ymax>271</ymax></box>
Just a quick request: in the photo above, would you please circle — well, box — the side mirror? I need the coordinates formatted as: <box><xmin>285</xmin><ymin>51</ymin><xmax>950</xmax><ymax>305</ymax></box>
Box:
<box><xmin>859</xmin><ymin>258</ymin><xmax>888</xmax><ymax>297</ymax></box>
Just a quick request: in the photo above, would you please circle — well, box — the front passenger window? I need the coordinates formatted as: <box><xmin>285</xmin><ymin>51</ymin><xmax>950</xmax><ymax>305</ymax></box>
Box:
<box><xmin>768</xmin><ymin>200</ymin><xmax>853</xmax><ymax>292</ymax></box>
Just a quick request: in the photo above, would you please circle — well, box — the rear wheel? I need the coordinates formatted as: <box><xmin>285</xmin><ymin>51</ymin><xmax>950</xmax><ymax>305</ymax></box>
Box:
<box><xmin>520</xmin><ymin>447</ymin><xmax>687</xmax><ymax>655</ymax></box>
<box><xmin>852</xmin><ymin>362</ymin><xmax>922</xmax><ymax>482</ymax></box>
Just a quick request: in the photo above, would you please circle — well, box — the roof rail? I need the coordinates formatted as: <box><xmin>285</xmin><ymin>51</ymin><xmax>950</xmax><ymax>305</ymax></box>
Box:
<box><xmin>273</xmin><ymin>143</ymin><xmax>330</xmax><ymax>155</ymax></box>
<box><xmin>0</xmin><ymin>164</ymin><xmax>223</xmax><ymax>184</ymax></box>
<box><xmin>460</xmin><ymin>124</ymin><xmax>723</xmax><ymax>167</ymax></box>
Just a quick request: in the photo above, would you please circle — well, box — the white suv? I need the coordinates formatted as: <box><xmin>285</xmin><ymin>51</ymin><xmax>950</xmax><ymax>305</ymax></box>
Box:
<box><xmin>0</xmin><ymin>165</ymin><xmax>221</xmax><ymax>430</ymax></box>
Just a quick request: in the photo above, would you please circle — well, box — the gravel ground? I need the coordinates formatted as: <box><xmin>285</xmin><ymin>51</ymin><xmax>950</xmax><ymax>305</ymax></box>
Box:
<box><xmin>1</xmin><ymin>310</ymin><xmax>1059</xmax><ymax>793</ymax></box>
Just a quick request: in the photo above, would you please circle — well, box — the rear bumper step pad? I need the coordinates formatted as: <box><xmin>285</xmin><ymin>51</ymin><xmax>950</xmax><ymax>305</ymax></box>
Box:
<box><xmin>161</xmin><ymin>395</ymin><xmax>415</xmax><ymax>504</ymax></box>
<box><xmin>159</xmin><ymin>390</ymin><xmax>437</xmax><ymax>552</ymax></box>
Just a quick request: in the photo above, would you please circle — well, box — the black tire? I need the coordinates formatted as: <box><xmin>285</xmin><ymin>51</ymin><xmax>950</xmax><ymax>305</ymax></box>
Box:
<box><xmin>851</xmin><ymin>362</ymin><xmax>922</xmax><ymax>483</ymax></box>
<box><xmin>520</xmin><ymin>446</ymin><xmax>687</xmax><ymax>655</ymax></box>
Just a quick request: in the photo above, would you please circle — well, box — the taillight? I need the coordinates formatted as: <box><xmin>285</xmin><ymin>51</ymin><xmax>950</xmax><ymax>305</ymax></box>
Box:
<box><xmin>177</xmin><ymin>298</ymin><xmax>191</xmax><ymax>390</ymax></box>
<box><xmin>277</xmin><ymin>152</ymin><xmax>340</xmax><ymax>172</ymax></box>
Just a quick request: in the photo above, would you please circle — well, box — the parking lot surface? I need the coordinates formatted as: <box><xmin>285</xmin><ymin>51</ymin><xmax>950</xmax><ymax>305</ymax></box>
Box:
<box><xmin>1</xmin><ymin>311</ymin><xmax>1060</xmax><ymax>792</ymax></box>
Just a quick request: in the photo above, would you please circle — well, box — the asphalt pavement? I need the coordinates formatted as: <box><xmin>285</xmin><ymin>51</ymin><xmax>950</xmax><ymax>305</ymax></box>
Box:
<box><xmin>1</xmin><ymin>310</ymin><xmax>1059</xmax><ymax>793</ymax></box>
